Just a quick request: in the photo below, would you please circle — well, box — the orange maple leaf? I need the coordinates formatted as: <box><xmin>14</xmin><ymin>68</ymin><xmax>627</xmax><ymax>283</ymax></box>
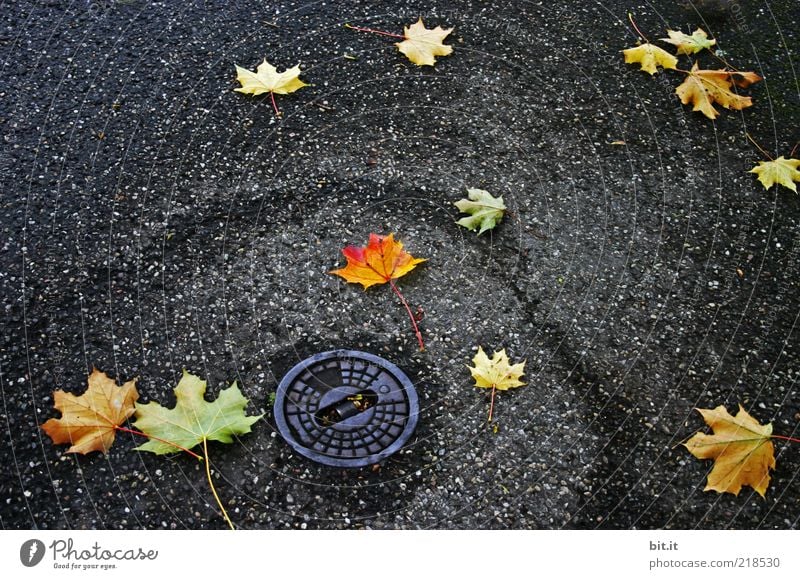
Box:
<box><xmin>330</xmin><ymin>233</ymin><xmax>426</xmax><ymax>289</ymax></box>
<box><xmin>675</xmin><ymin>64</ymin><xmax>762</xmax><ymax>119</ymax></box>
<box><xmin>684</xmin><ymin>405</ymin><xmax>775</xmax><ymax>497</ymax></box>
<box><xmin>331</xmin><ymin>233</ymin><xmax>427</xmax><ymax>349</ymax></box>
<box><xmin>42</xmin><ymin>368</ymin><xmax>139</xmax><ymax>454</ymax></box>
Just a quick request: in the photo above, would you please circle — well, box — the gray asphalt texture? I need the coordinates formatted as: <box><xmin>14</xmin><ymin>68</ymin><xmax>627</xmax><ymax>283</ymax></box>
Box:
<box><xmin>1</xmin><ymin>0</ymin><xmax>799</xmax><ymax>530</ymax></box>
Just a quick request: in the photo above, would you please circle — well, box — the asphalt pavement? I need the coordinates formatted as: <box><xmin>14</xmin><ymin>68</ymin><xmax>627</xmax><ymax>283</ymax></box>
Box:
<box><xmin>1</xmin><ymin>0</ymin><xmax>798</xmax><ymax>529</ymax></box>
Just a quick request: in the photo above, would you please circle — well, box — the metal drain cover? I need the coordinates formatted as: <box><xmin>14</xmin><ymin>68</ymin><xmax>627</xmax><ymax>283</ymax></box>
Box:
<box><xmin>273</xmin><ymin>350</ymin><xmax>419</xmax><ymax>467</ymax></box>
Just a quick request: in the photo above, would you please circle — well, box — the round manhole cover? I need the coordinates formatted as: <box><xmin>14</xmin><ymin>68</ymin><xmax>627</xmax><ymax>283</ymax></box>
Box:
<box><xmin>273</xmin><ymin>350</ymin><xmax>419</xmax><ymax>467</ymax></box>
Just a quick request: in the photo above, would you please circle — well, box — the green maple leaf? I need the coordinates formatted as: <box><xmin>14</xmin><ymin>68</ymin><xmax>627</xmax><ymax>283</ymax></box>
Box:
<box><xmin>660</xmin><ymin>28</ymin><xmax>716</xmax><ymax>55</ymax></box>
<box><xmin>454</xmin><ymin>188</ymin><xmax>506</xmax><ymax>234</ymax></box>
<box><xmin>133</xmin><ymin>370</ymin><xmax>263</xmax><ymax>455</ymax></box>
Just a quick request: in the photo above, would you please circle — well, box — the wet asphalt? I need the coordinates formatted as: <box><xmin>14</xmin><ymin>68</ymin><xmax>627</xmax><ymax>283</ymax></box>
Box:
<box><xmin>1</xmin><ymin>0</ymin><xmax>798</xmax><ymax>529</ymax></box>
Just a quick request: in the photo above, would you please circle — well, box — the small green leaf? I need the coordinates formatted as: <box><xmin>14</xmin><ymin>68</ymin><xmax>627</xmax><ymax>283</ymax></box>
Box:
<box><xmin>454</xmin><ymin>188</ymin><xmax>506</xmax><ymax>234</ymax></box>
<box><xmin>660</xmin><ymin>28</ymin><xmax>716</xmax><ymax>55</ymax></box>
<box><xmin>133</xmin><ymin>371</ymin><xmax>263</xmax><ymax>455</ymax></box>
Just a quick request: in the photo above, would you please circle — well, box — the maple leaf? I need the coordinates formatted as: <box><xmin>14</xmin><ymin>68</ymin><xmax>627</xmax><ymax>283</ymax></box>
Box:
<box><xmin>330</xmin><ymin>233</ymin><xmax>426</xmax><ymax>290</ymax></box>
<box><xmin>396</xmin><ymin>18</ymin><xmax>454</xmax><ymax>66</ymax></box>
<box><xmin>468</xmin><ymin>347</ymin><xmax>526</xmax><ymax>423</ymax></box>
<box><xmin>749</xmin><ymin>156</ymin><xmax>800</xmax><ymax>192</ymax></box>
<box><xmin>675</xmin><ymin>63</ymin><xmax>761</xmax><ymax>119</ymax></box>
<box><xmin>661</xmin><ymin>28</ymin><xmax>716</xmax><ymax>55</ymax></box>
<box><xmin>454</xmin><ymin>188</ymin><xmax>506</xmax><ymax>235</ymax></box>
<box><xmin>330</xmin><ymin>233</ymin><xmax>427</xmax><ymax>350</ymax></box>
<box><xmin>42</xmin><ymin>368</ymin><xmax>139</xmax><ymax>455</ymax></box>
<box><xmin>469</xmin><ymin>347</ymin><xmax>526</xmax><ymax>391</ymax></box>
<box><xmin>684</xmin><ymin>405</ymin><xmax>775</xmax><ymax>497</ymax></box>
<box><xmin>728</xmin><ymin>70</ymin><xmax>763</xmax><ymax>88</ymax></box>
<box><xmin>623</xmin><ymin>42</ymin><xmax>678</xmax><ymax>75</ymax></box>
<box><xmin>134</xmin><ymin>371</ymin><xmax>262</xmax><ymax>529</ymax></box>
<box><xmin>234</xmin><ymin>60</ymin><xmax>307</xmax><ymax>96</ymax></box>
<box><xmin>234</xmin><ymin>59</ymin><xmax>307</xmax><ymax>115</ymax></box>
<box><xmin>133</xmin><ymin>370</ymin><xmax>263</xmax><ymax>455</ymax></box>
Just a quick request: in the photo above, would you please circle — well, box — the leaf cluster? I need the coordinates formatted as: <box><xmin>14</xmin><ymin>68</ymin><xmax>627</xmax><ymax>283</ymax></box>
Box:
<box><xmin>234</xmin><ymin>18</ymin><xmax>453</xmax><ymax>116</ymax></box>
<box><xmin>623</xmin><ymin>22</ymin><xmax>798</xmax><ymax>192</ymax></box>
<box><xmin>43</xmin><ymin>369</ymin><xmax>262</xmax><ymax>529</ymax></box>
<box><xmin>623</xmin><ymin>26</ymin><xmax>761</xmax><ymax>120</ymax></box>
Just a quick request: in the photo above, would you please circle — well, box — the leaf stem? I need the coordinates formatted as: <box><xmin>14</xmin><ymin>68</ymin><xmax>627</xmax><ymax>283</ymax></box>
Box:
<box><xmin>488</xmin><ymin>383</ymin><xmax>497</xmax><ymax>423</ymax></box>
<box><xmin>745</xmin><ymin>132</ymin><xmax>774</xmax><ymax>161</ymax></box>
<box><xmin>115</xmin><ymin>425</ymin><xmax>203</xmax><ymax>461</ymax></box>
<box><xmin>627</xmin><ymin>13</ymin><xmax>649</xmax><ymax>43</ymax></box>
<box><xmin>203</xmin><ymin>437</ymin><xmax>234</xmax><ymax>530</ymax></box>
<box><xmin>772</xmin><ymin>434</ymin><xmax>800</xmax><ymax>444</ymax></box>
<box><xmin>790</xmin><ymin>141</ymin><xmax>799</xmax><ymax>158</ymax></box>
<box><xmin>709</xmin><ymin>49</ymin><xmax>741</xmax><ymax>73</ymax></box>
<box><xmin>345</xmin><ymin>22</ymin><xmax>405</xmax><ymax>39</ymax></box>
<box><xmin>269</xmin><ymin>91</ymin><xmax>281</xmax><ymax>117</ymax></box>
<box><xmin>389</xmin><ymin>279</ymin><xmax>425</xmax><ymax>351</ymax></box>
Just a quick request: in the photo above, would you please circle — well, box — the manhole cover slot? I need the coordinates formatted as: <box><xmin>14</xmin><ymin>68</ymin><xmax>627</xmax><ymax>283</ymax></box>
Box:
<box><xmin>273</xmin><ymin>350</ymin><xmax>419</xmax><ymax>467</ymax></box>
<box><xmin>315</xmin><ymin>388</ymin><xmax>378</xmax><ymax>426</ymax></box>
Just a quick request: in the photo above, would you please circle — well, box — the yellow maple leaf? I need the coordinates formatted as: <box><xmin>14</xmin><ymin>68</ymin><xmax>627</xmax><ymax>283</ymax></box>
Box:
<box><xmin>684</xmin><ymin>405</ymin><xmax>775</xmax><ymax>497</ymax></box>
<box><xmin>234</xmin><ymin>59</ymin><xmax>307</xmax><ymax>95</ymax></box>
<box><xmin>468</xmin><ymin>347</ymin><xmax>526</xmax><ymax>423</ymax></box>
<box><xmin>396</xmin><ymin>18</ymin><xmax>453</xmax><ymax>66</ymax></box>
<box><xmin>234</xmin><ymin>59</ymin><xmax>307</xmax><ymax>115</ymax></box>
<box><xmin>623</xmin><ymin>42</ymin><xmax>678</xmax><ymax>75</ymax></box>
<box><xmin>42</xmin><ymin>368</ymin><xmax>139</xmax><ymax>454</ymax></box>
<box><xmin>469</xmin><ymin>347</ymin><xmax>526</xmax><ymax>391</ymax></box>
<box><xmin>661</xmin><ymin>28</ymin><xmax>716</xmax><ymax>55</ymax></box>
<box><xmin>749</xmin><ymin>156</ymin><xmax>800</xmax><ymax>192</ymax></box>
<box><xmin>675</xmin><ymin>63</ymin><xmax>761</xmax><ymax>119</ymax></box>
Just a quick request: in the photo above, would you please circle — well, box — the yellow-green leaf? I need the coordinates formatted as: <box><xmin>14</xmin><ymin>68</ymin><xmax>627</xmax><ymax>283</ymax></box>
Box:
<box><xmin>134</xmin><ymin>371</ymin><xmax>262</xmax><ymax>455</ymax></box>
<box><xmin>749</xmin><ymin>156</ymin><xmax>800</xmax><ymax>192</ymax></box>
<box><xmin>454</xmin><ymin>188</ymin><xmax>506</xmax><ymax>235</ymax></box>
<box><xmin>661</xmin><ymin>28</ymin><xmax>716</xmax><ymax>55</ymax></box>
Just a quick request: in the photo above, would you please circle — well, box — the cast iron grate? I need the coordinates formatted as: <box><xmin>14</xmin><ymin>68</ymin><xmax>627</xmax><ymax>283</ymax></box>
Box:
<box><xmin>273</xmin><ymin>350</ymin><xmax>419</xmax><ymax>467</ymax></box>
